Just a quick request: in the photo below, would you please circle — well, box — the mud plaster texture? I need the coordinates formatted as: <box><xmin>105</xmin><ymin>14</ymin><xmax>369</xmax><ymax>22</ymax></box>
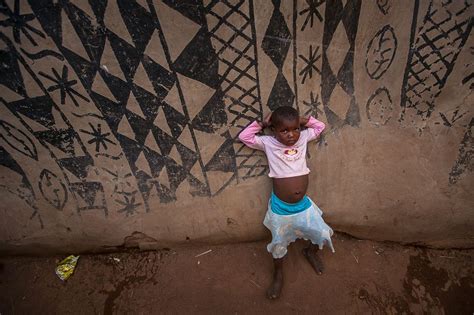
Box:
<box><xmin>0</xmin><ymin>236</ymin><xmax>473</xmax><ymax>314</ymax></box>
<box><xmin>0</xmin><ymin>0</ymin><xmax>473</xmax><ymax>254</ymax></box>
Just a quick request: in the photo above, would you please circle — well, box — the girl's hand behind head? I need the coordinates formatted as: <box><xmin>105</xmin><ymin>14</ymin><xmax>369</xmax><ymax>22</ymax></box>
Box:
<box><xmin>299</xmin><ymin>116</ymin><xmax>309</xmax><ymax>126</ymax></box>
<box><xmin>261</xmin><ymin>112</ymin><xmax>272</xmax><ymax>128</ymax></box>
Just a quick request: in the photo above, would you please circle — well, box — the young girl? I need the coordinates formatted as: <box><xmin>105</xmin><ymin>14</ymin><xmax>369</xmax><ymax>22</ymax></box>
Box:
<box><xmin>238</xmin><ymin>106</ymin><xmax>335</xmax><ymax>299</ymax></box>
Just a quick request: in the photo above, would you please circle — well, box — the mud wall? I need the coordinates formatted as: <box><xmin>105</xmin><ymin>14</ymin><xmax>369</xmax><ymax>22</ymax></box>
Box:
<box><xmin>0</xmin><ymin>0</ymin><xmax>472</xmax><ymax>254</ymax></box>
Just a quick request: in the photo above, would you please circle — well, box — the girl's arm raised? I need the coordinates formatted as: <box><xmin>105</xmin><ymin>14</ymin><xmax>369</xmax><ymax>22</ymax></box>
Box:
<box><xmin>302</xmin><ymin>116</ymin><xmax>325</xmax><ymax>142</ymax></box>
<box><xmin>238</xmin><ymin>121</ymin><xmax>265</xmax><ymax>150</ymax></box>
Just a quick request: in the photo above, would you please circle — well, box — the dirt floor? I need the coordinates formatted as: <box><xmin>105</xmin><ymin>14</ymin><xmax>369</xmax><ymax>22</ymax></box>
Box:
<box><xmin>0</xmin><ymin>234</ymin><xmax>473</xmax><ymax>314</ymax></box>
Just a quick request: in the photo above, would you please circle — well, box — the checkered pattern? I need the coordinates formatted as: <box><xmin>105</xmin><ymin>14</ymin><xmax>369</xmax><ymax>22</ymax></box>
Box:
<box><xmin>402</xmin><ymin>0</ymin><xmax>472</xmax><ymax>118</ymax></box>
<box><xmin>206</xmin><ymin>0</ymin><xmax>267</xmax><ymax>183</ymax></box>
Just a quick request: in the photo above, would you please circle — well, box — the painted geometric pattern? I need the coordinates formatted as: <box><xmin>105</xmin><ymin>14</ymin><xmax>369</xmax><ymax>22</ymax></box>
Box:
<box><xmin>0</xmin><ymin>20</ymin><xmax>109</xmax><ymax>221</ymax></box>
<box><xmin>2</xmin><ymin>0</ymin><xmax>470</xmax><ymax>227</ymax></box>
<box><xmin>0</xmin><ymin>0</ymin><xmax>272</xmax><ymax>209</ymax></box>
<box><xmin>9</xmin><ymin>0</ymin><xmax>150</xmax><ymax>216</ymax></box>
<box><xmin>321</xmin><ymin>0</ymin><xmax>361</xmax><ymax>128</ymax></box>
<box><xmin>296</xmin><ymin>0</ymin><xmax>326</xmax><ymax>120</ymax></box>
<box><xmin>401</xmin><ymin>0</ymin><xmax>472</xmax><ymax>119</ymax></box>
<box><xmin>0</xmin><ymin>143</ymin><xmax>40</xmax><ymax>225</ymax></box>
<box><xmin>261</xmin><ymin>0</ymin><xmax>295</xmax><ymax>111</ymax></box>
<box><xmin>205</xmin><ymin>0</ymin><xmax>267</xmax><ymax>186</ymax></box>
<box><xmin>46</xmin><ymin>0</ymin><xmax>216</xmax><ymax>203</ymax></box>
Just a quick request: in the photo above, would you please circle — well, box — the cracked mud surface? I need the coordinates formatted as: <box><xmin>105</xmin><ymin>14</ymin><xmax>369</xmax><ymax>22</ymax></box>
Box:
<box><xmin>1</xmin><ymin>234</ymin><xmax>472</xmax><ymax>314</ymax></box>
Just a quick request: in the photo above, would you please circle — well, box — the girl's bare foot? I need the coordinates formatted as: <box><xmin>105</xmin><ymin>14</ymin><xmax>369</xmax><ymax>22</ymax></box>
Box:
<box><xmin>266</xmin><ymin>269</ymin><xmax>283</xmax><ymax>299</ymax></box>
<box><xmin>303</xmin><ymin>245</ymin><xmax>324</xmax><ymax>275</ymax></box>
<box><xmin>267</xmin><ymin>258</ymin><xmax>284</xmax><ymax>299</ymax></box>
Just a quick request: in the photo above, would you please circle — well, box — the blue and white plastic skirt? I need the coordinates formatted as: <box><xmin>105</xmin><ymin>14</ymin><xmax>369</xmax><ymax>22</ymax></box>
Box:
<box><xmin>263</xmin><ymin>196</ymin><xmax>335</xmax><ymax>259</ymax></box>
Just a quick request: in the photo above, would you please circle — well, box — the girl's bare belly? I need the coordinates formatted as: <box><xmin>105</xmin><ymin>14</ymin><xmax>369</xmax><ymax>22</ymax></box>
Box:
<box><xmin>272</xmin><ymin>174</ymin><xmax>309</xmax><ymax>204</ymax></box>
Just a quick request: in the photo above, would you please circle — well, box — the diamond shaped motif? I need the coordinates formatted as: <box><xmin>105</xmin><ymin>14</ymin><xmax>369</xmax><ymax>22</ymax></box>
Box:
<box><xmin>328</xmin><ymin>84</ymin><xmax>351</xmax><ymax>119</ymax></box>
<box><xmin>262</xmin><ymin>10</ymin><xmax>292</xmax><ymax>69</ymax></box>
<box><xmin>326</xmin><ymin>22</ymin><xmax>350</xmax><ymax>76</ymax></box>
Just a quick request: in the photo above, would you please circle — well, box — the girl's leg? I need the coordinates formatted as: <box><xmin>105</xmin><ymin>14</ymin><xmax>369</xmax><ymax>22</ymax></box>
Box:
<box><xmin>267</xmin><ymin>257</ymin><xmax>284</xmax><ymax>299</ymax></box>
<box><xmin>302</xmin><ymin>242</ymin><xmax>324</xmax><ymax>275</ymax></box>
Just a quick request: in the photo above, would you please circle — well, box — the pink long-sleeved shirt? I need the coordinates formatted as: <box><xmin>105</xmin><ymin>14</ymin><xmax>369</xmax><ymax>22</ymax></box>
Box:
<box><xmin>238</xmin><ymin>117</ymin><xmax>325</xmax><ymax>178</ymax></box>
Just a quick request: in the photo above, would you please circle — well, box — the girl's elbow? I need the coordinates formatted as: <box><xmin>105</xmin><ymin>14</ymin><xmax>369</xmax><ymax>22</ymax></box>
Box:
<box><xmin>318</xmin><ymin>122</ymin><xmax>326</xmax><ymax>132</ymax></box>
<box><xmin>238</xmin><ymin>135</ymin><xmax>251</xmax><ymax>146</ymax></box>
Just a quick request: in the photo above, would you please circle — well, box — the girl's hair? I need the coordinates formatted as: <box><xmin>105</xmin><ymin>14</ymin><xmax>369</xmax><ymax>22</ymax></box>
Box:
<box><xmin>271</xmin><ymin>106</ymin><xmax>299</xmax><ymax>127</ymax></box>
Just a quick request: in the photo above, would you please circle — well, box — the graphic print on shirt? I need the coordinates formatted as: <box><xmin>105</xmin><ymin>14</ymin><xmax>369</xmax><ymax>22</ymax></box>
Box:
<box><xmin>279</xmin><ymin>146</ymin><xmax>303</xmax><ymax>162</ymax></box>
<box><xmin>285</xmin><ymin>148</ymin><xmax>298</xmax><ymax>156</ymax></box>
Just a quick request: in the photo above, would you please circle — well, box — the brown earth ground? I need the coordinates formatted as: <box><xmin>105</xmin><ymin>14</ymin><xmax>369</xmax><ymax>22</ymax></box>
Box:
<box><xmin>0</xmin><ymin>234</ymin><xmax>473</xmax><ymax>314</ymax></box>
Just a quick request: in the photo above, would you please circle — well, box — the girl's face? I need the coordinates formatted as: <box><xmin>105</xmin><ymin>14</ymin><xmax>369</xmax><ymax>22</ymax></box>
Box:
<box><xmin>272</xmin><ymin>118</ymin><xmax>301</xmax><ymax>146</ymax></box>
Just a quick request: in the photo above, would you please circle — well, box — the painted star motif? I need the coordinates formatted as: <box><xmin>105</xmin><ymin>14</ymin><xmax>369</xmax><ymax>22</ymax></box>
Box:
<box><xmin>299</xmin><ymin>45</ymin><xmax>321</xmax><ymax>84</ymax></box>
<box><xmin>39</xmin><ymin>65</ymin><xmax>89</xmax><ymax>107</ymax></box>
<box><xmin>439</xmin><ymin>107</ymin><xmax>468</xmax><ymax>127</ymax></box>
<box><xmin>102</xmin><ymin>167</ymin><xmax>135</xmax><ymax>195</ymax></box>
<box><xmin>0</xmin><ymin>0</ymin><xmax>45</xmax><ymax>45</ymax></box>
<box><xmin>303</xmin><ymin>92</ymin><xmax>323</xmax><ymax>118</ymax></box>
<box><xmin>116</xmin><ymin>194</ymin><xmax>142</xmax><ymax>216</ymax></box>
<box><xmin>80</xmin><ymin>123</ymin><xmax>116</xmax><ymax>152</ymax></box>
<box><xmin>299</xmin><ymin>0</ymin><xmax>324</xmax><ymax>31</ymax></box>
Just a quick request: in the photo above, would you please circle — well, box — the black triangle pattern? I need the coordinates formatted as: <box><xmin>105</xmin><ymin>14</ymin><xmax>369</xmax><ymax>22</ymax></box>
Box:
<box><xmin>88</xmin><ymin>0</ymin><xmax>108</xmax><ymax>23</ymax></box>
<box><xmin>143</xmin><ymin>149</ymin><xmax>166</xmax><ymax>177</ymax></box>
<box><xmin>107</xmin><ymin>31</ymin><xmax>142</xmax><ymax>82</ymax></box>
<box><xmin>0</xmin><ymin>49</ymin><xmax>27</xmax><ymax>97</ymax></box>
<box><xmin>62</xmin><ymin>47</ymin><xmax>98</xmax><ymax>91</ymax></box>
<box><xmin>141</xmin><ymin>55</ymin><xmax>175</xmax><ymax>101</ymax></box>
<box><xmin>118</xmin><ymin>0</ymin><xmax>156</xmax><ymax>53</ymax></box>
<box><xmin>345</xmin><ymin>97</ymin><xmax>360</xmax><ymax>127</ymax></box>
<box><xmin>34</xmin><ymin>128</ymin><xmax>75</xmax><ymax>157</ymax></box>
<box><xmin>134</xmin><ymin>170</ymin><xmax>154</xmax><ymax>202</ymax></box>
<box><xmin>191</xmin><ymin>89</ymin><xmax>227</xmax><ymax>133</ymax></box>
<box><xmin>164</xmin><ymin>157</ymin><xmax>188</xmax><ymax>191</ymax></box>
<box><xmin>91</xmin><ymin>92</ymin><xmax>127</xmax><ymax>134</ymax></box>
<box><xmin>151</xmin><ymin>126</ymin><xmax>175</xmax><ymax>157</ymax></box>
<box><xmin>0</xmin><ymin>146</ymin><xmax>36</xmax><ymax>201</ymax></box>
<box><xmin>7</xmin><ymin>96</ymin><xmax>55</xmax><ymax>128</ymax></box>
<box><xmin>186</xmin><ymin>175</ymin><xmax>209</xmax><ymax>197</ymax></box>
<box><xmin>58</xmin><ymin>155</ymin><xmax>94</xmax><ymax>180</ymax></box>
<box><xmin>323</xmin><ymin>106</ymin><xmax>343</xmax><ymax>127</ymax></box>
<box><xmin>64</xmin><ymin>3</ymin><xmax>106</xmax><ymax>65</ymax></box>
<box><xmin>0</xmin><ymin>146</ymin><xmax>30</xmax><ymax>186</ymax></box>
<box><xmin>70</xmin><ymin>181</ymin><xmax>105</xmax><ymax>210</ymax></box>
<box><xmin>204</xmin><ymin>131</ymin><xmax>236</xmax><ymax>173</ymax></box>
<box><xmin>28</xmin><ymin>0</ymin><xmax>62</xmax><ymax>44</ymax></box>
<box><xmin>125</xmin><ymin>111</ymin><xmax>153</xmax><ymax>146</ymax></box>
<box><xmin>267</xmin><ymin>71</ymin><xmax>295</xmax><ymax>111</ymax></box>
<box><xmin>99</xmin><ymin>68</ymin><xmax>131</xmax><ymax>104</ymax></box>
<box><xmin>23</xmin><ymin>0</ymin><xmax>266</xmax><ymax>203</ymax></box>
<box><xmin>116</xmin><ymin>134</ymin><xmax>143</xmax><ymax>168</ymax></box>
<box><xmin>320</xmin><ymin>54</ymin><xmax>338</xmax><ymax>106</ymax></box>
<box><xmin>173</xmin><ymin>28</ymin><xmax>220</xmax><ymax>89</ymax></box>
<box><xmin>336</xmin><ymin>45</ymin><xmax>354</xmax><ymax>95</ymax></box>
<box><xmin>162</xmin><ymin>103</ymin><xmax>187</xmax><ymax>139</ymax></box>
<box><xmin>156</xmin><ymin>183</ymin><xmax>176</xmax><ymax>203</ymax></box>
<box><xmin>175</xmin><ymin>142</ymin><xmax>197</xmax><ymax>171</ymax></box>
<box><xmin>131</xmin><ymin>84</ymin><xmax>162</xmax><ymax>122</ymax></box>
<box><xmin>162</xmin><ymin>0</ymin><xmax>207</xmax><ymax>26</ymax></box>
